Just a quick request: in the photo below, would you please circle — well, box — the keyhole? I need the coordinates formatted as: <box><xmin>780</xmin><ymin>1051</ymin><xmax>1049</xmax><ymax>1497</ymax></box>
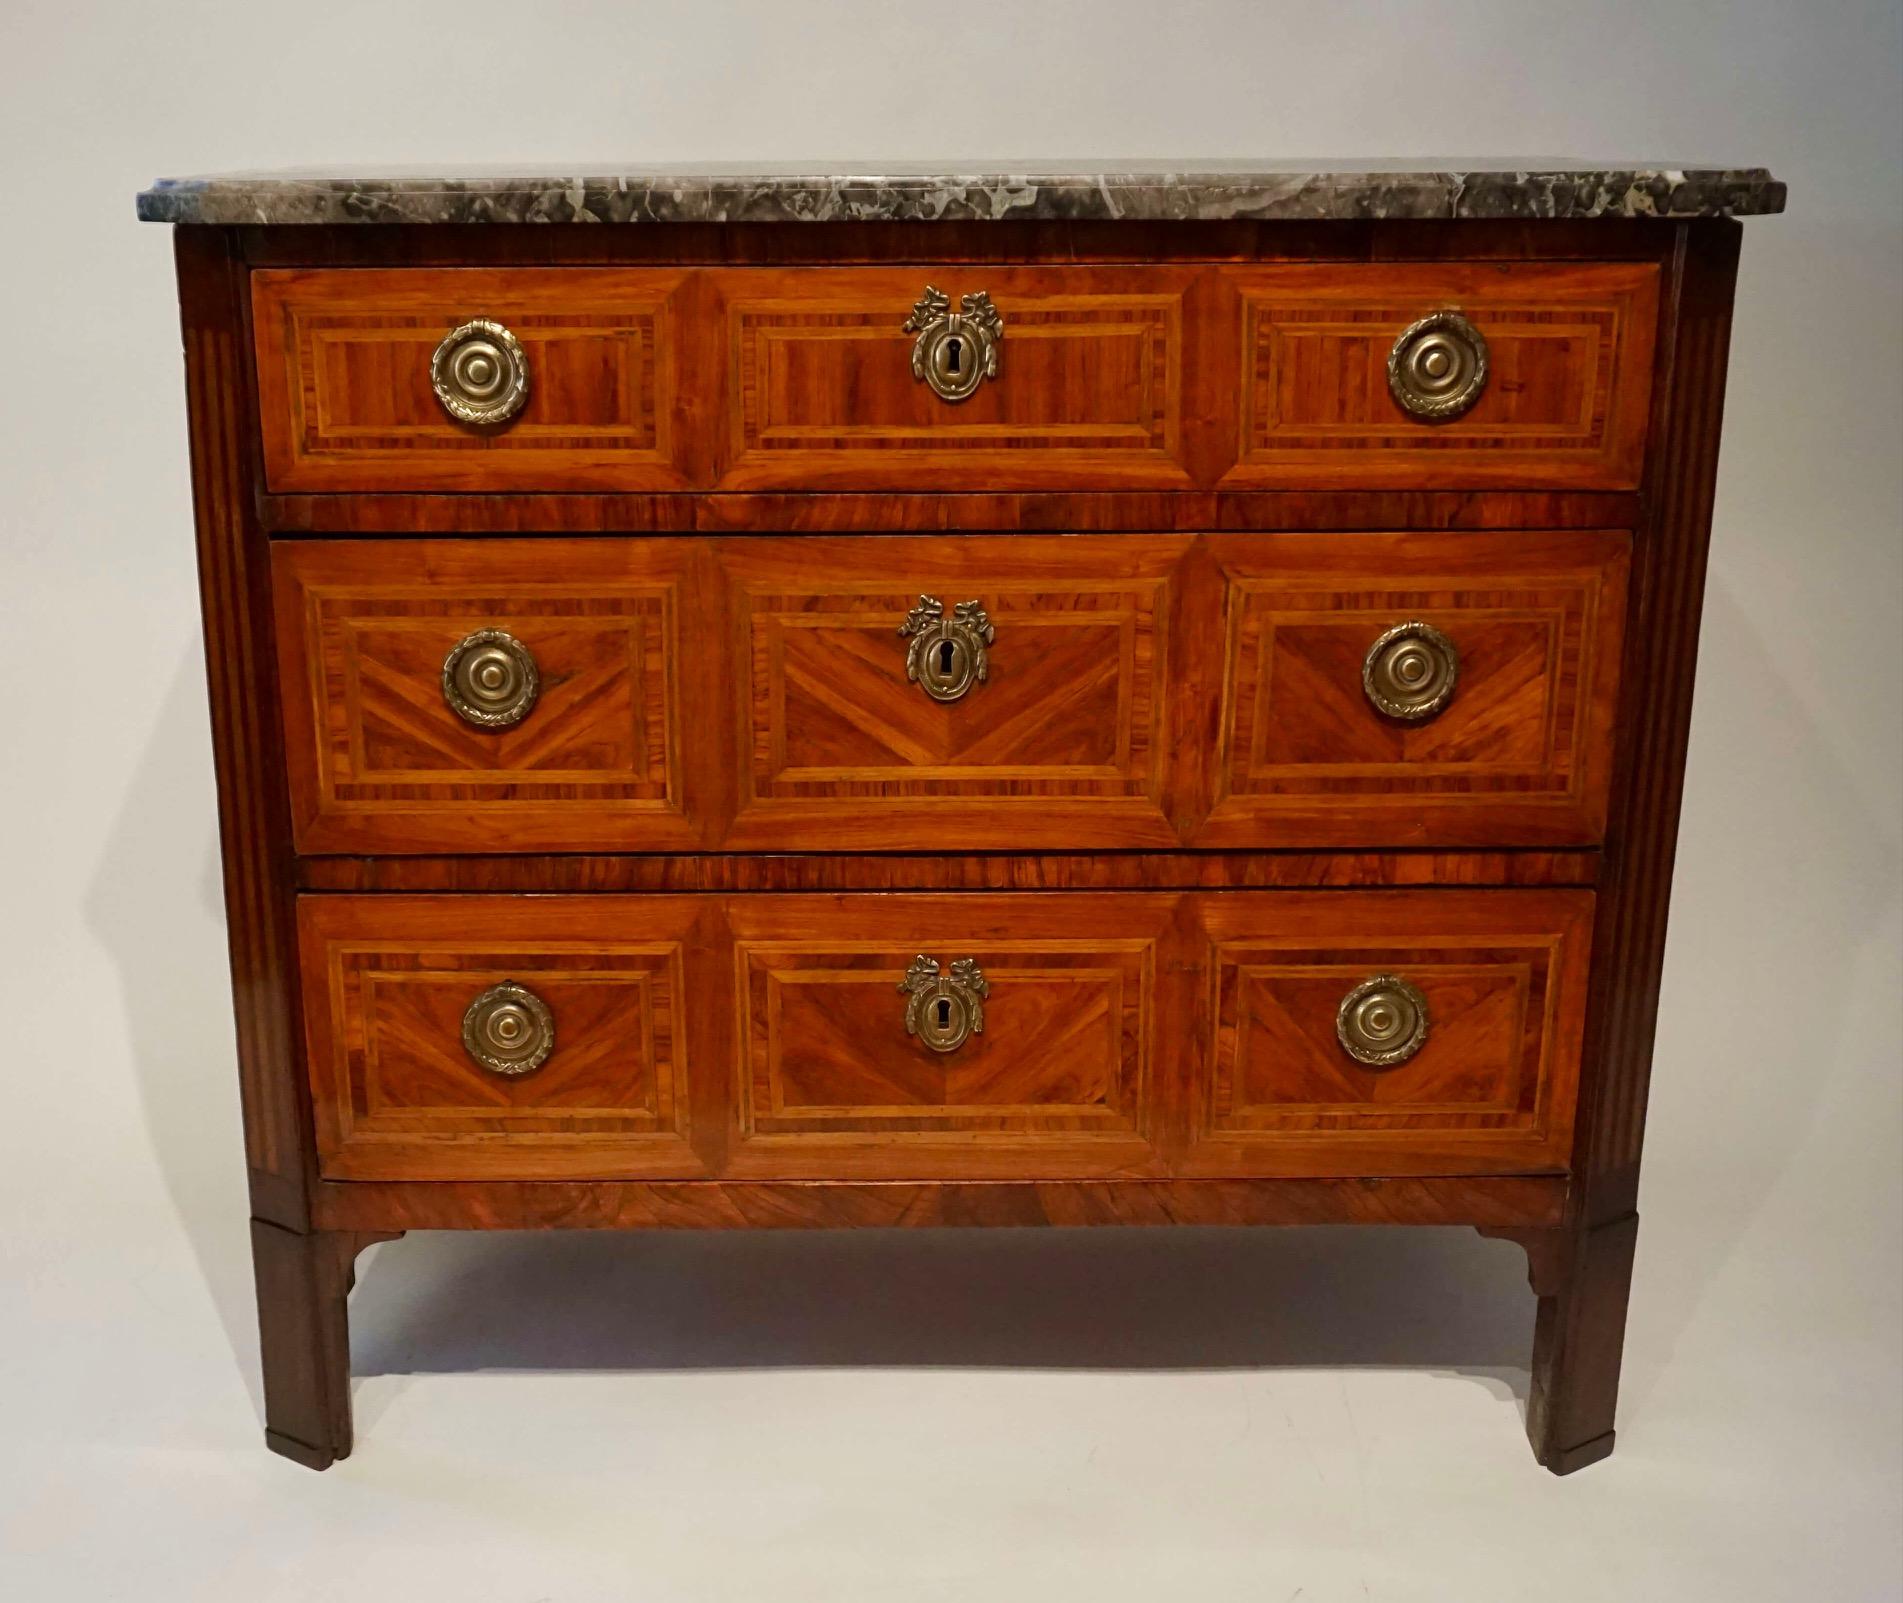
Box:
<box><xmin>936</xmin><ymin>998</ymin><xmax>952</xmax><ymax>1029</ymax></box>
<box><xmin>938</xmin><ymin>640</ymin><xmax>956</xmax><ymax>675</ymax></box>
<box><xmin>945</xmin><ymin>336</ymin><xmax>962</xmax><ymax>374</ymax></box>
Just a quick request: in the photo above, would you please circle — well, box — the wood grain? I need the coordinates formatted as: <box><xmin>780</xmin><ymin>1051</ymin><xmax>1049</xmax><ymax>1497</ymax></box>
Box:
<box><xmin>706</xmin><ymin>266</ymin><xmax>1209</xmax><ymax>489</ymax></box>
<box><xmin>311</xmin><ymin>1175</ymin><xmax>1569</xmax><ymax>1233</ymax></box>
<box><xmin>295</xmin><ymin>849</ymin><xmax>1601</xmax><ymax>894</ymax></box>
<box><xmin>721</xmin><ymin>893</ymin><xmax>1174</xmax><ymax>1180</ymax></box>
<box><xmin>256</xmin><ymin>489</ymin><xmax>1635</xmax><ymax>537</ymax></box>
<box><xmin>251</xmin><ymin>267</ymin><xmax>694</xmax><ymax>491</ymax></box>
<box><xmin>296</xmin><ymin>889</ymin><xmax>1592</xmax><ymax>1184</ymax></box>
<box><xmin>1522</xmin><ymin>220</ymin><xmax>1744</xmax><ymax>1473</ymax></box>
<box><xmin>1194</xmin><ymin>530</ymin><xmax>1629</xmax><ymax>848</ymax></box>
<box><xmin>719</xmin><ymin>535</ymin><xmax>1187</xmax><ymax>850</ymax></box>
<box><xmin>235</xmin><ymin>217</ymin><xmax>1678</xmax><ymax>271</ymax></box>
<box><xmin>157</xmin><ymin>212</ymin><xmax>1749</xmax><ymax>1474</ymax></box>
<box><xmin>176</xmin><ymin>229</ymin><xmax>314</xmax><ymax>1230</ymax></box>
<box><xmin>1223</xmin><ymin>262</ymin><xmax>1659</xmax><ymax>489</ymax></box>
<box><xmin>1182</xmin><ymin>889</ymin><xmax>1594</xmax><ymax>1178</ymax></box>
<box><xmin>273</xmin><ymin>532</ymin><xmax>1631</xmax><ymax>855</ymax></box>
<box><xmin>272</xmin><ymin>538</ymin><xmax>719</xmax><ymax>853</ymax></box>
<box><xmin>298</xmin><ymin>896</ymin><xmax>709</xmax><ymax>1181</ymax></box>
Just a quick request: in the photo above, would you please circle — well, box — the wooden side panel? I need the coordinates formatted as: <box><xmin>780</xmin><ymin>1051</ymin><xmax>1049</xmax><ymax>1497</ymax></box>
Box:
<box><xmin>1194</xmin><ymin>530</ymin><xmax>1629</xmax><ymax>847</ymax></box>
<box><xmin>707</xmin><ymin>267</ymin><xmax>1204</xmax><ymax>488</ymax></box>
<box><xmin>721</xmin><ymin>894</ymin><xmax>1174</xmax><ymax>1180</ymax></box>
<box><xmin>297</xmin><ymin>896</ymin><xmax>708</xmax><ymax>1181</ymax></box>
<box><xmin>1182</xmin><ymin>889</ymin><xmax>1594</xmax><ymax>1177</ymax></box>
<box><xmin>1573</xmin><ymin>222</ymin><xmax>1741</xmax><ymax>1221</ymax></box>
<box><xmin>719</xmin><ymin>535</ymin><xmax>1187</xmax><ymax>849</ymax></box>
<box><xmin>1223</xmin><ymin>262</ymin><xmax>1659</xmax><ymax>488</ymax></box>
<box><xmin>176</xmin><ymin>229</ymin><xmax>320</xmax><ymax>1227</ymax></box>
<box><xmin>272</xmin><ymin>539</ymin><xmax>716</xmax><ymax>853</ymax></box>
<box><xmin>251</xmin><ymin>267</ymin><xmax>693</xmax><ymax>491</ymax></box>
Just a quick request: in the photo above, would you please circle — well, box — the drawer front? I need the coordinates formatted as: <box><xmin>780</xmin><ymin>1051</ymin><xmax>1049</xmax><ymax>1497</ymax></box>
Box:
<box><xmin>1195</xmin><ymin>530</ymin><xmax>1629</xmax><ymax>848</ymax></box>
<box><xmin>721</xmin><ymin>536</ymin><xmax>1187</xmax><ymax>850</ymax></box>
<box><xmin>722</xmin><ymin>894</ymin><xmax>1170</xmax><ymax>1179</ymax></box>
<box><xmin>297</xmin><ymin>890</ymin><xmax>1588</xmax><ymax>1182</ymax></box>
<box><xmin>297</xmin><ymin>897</ymin><xmax>707</xmax><ymax>1181</ymax></box>
<box><xmin>1223</xmin><ymin>262</ymin><xmax>1659</xmax><ymax>488</ymax></box>
<box><xmin>272</xmin><ymin>540</ymin><xmax>714</xmax><ymax>853</ymax></box>
<box><xmin>274</xmin><ymin>533</ymin><xmax>1625</xmax><ymax>854</ymax></box>
<box><xmin>707</xmin><ymin>267</ymin><xmax>1204</xmax><ymax>489</ymax></box>
<box><xmin>1182</xmin><ymin>889</ymin><xmax>1593</xmax><ymax>1177</ymax></box>
<box><xmin>252</xmin><ymin>268</ymin><xmax>692</xmax><ymax>491</ymax></box>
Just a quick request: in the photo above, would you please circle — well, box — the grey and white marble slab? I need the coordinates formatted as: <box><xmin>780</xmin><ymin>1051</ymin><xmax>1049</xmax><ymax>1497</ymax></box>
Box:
<box><xmin>136</xmin><ymin>161</ymin><xmax>1784</xmax><ymax>225</ymax></box>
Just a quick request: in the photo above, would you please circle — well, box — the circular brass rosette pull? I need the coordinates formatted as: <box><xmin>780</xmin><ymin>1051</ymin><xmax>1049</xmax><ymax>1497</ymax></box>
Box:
<box><xmin>1336</xmin><ymin>975</ymin><xmax>1430</xmax><ymax>1068</ymax></box>
<box><xmin>461</xmin><ymin>981</ymin><xmax>555</xmax><ymax>1077</ymax></box>
<box><xmin>1387</xmin><ymin>309</ymin><xmax>1489</xmax><ymax>420</ymax></box>
<box><xmin>1362</xmin><ymin>620</ymin><xmax>1459</xmax><ymax>721</ymax></box>
<box><xmin>442</xmin><ymin>628</ymin><xmax>540</xmax><ymax>729</ymax></box>
<box><xmin>903</xmin><ymin>285</ymin><xmax>1003</xmax><ymax>402</ymax></box>
<box><xmin>430</xmin><ymin>317</ymin><xmax>530</xmax><ymax>426</ymax></box>
<box><xmin>899</xmin><ymin>955</ymin><xmax>989</xmax><ymax>1054</ymax></box>
<box><xmin>899</xmin><ymin>594</ymin><xmax>995</xmax><ymax>703</ymax></box>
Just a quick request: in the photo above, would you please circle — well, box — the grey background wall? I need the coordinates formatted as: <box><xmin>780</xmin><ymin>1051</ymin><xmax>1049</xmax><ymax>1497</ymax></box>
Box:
<box><xmin>1</xmin><ymin>3</ymin><xmax>1896</xmax><ymax>1598</ymax></box>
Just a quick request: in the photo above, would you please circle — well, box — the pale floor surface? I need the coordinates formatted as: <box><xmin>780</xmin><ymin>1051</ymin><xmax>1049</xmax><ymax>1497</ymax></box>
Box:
<box><xmin>2</xmin><ymin>1186</ymin><xmax>1896</xmax><ymax>1603</ymax></box>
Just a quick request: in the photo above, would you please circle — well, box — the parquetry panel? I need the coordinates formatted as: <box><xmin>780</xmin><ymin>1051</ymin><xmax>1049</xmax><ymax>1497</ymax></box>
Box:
<box><xmin>1183</xmin><ymin>889</ymin><xmax>1594</xmax><ymax>1177</ymax></box>
<box><xmin>722</xmin><ymin>894</ymin><xmax>1170</xmax><ymax>1179</ymax></box>
<box><xmin>709</xmin><ymin>267</ymin><xmax>1195</xmax><ymax>488</ymax></box>
<box><xmin>723</xmin><ymin>536</ymin><xmax>1184</xmax><ymax>848</ymax></box>
<box><xmin>252</xmin><ymin>267</ymin><xmax>690</xmax><ymax>491</ymax></box>
<box><xmin>1223</xmin><ymin>262</ymin><xmax>1659</xmax><ymax>488</ymax></box>
<box><xmin>1198</xmin><ymin>530</ymin><xmax>1629</xmax><ymax>847</ymax></box>
<box><xmin>298</xmin><ymin>896</ymin><xmax>703</xmax><ymax>1181</ymax></box>
<box><xmin>273</xmin><ymin>540</ymin><xmax>699</xmax><ymax>853</ymax></box>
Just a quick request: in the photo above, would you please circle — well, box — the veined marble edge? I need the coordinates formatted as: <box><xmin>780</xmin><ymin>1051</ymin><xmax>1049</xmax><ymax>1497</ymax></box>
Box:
<box><xmin>134</xmin><ymin>167</ymin><xmax>1787</xmax><ymax>224</ymax></box>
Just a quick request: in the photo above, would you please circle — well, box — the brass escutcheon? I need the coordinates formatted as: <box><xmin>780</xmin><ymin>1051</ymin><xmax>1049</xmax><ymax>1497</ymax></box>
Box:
<box><xmin>431</xmin><ymin>317</ymin><xmax>530</xmax><ymax>426</ymax></box>
<box><xmin>899</xmin><ymin>955</ymin><xmax>989</xmax><ymax>1054</ymax></box>
<box><xmin>442</xmin><ymin>628</ymin><xmax>540</xmax><ymax>728</ymax></box>
<box><xmin>1363</xmin><ymin>620</ymin><xmax>1459</xmax><ymax>721</ymax></box>
<box><xmin>1387</xmin><ymin>310</ymin><xmax>1488</xmax><ymax>420</ymax></box>
<box><xmin>904</xmin><ymin>285</ymin><xmax>1003</xmax><ymax>402</ymax></box>
<box><xmin>899</xmin><ymin>595</ymin><xmax>995</xmax><ymax>703</ymax></box>
<box><xmin>461</xmin><ymin>981</ymin><xmax>555</xmax><ymax>1076</ymax></box>
<box><xmin>1336</xmin><ymin>974</ymin><xmax>1429</xmax><ymax>1068</ymax></box>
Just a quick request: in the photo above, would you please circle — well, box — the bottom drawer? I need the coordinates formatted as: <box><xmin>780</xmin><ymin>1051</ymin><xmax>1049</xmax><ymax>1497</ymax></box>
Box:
<box><xmin>297</xmin><ymin>889</ymin><xmax>1592</xmax><ymax>1182</ymax></box>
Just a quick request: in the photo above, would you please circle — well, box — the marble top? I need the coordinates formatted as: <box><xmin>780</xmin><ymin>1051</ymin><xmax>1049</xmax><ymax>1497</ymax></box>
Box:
<box><xmin>136</xmin><ymin>161</ymin><xmax>1785</xmax><ymax>226</ymax></box>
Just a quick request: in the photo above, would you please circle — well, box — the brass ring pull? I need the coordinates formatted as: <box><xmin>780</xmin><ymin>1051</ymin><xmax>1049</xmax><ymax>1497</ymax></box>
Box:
<box><xmin>442</xmin><ymin>629</ymin><xmax>540</xmax><ymax>728</ymax></box>
<box><xmin>1336</xmin><ymin>975</ymin><xmax>1429</xmax><ymax>1068</ymax></box>
<box><xmin>899</xmin><ymin>595</ymin><xmax>995</xmax><ymax>703</ymax></box>
<box><xmin>900</xmin><ymin>955</ymin><xmax>989</xmax><ymax>1054</ymax></box>
<box><xmin>904</xmin><ymin>285</ymin><xmax>1003</xmax><ymax>402</ymax></box>
<box><xmin>431</xmin><ymin>318</ymin><xmax>530</xmax><ymax>426</ymax></box>
<box><xmin>1387</xmin><ymin>310</ymin><xmax>1488</xmax><ymax>420</ymax></box>
<box><xmin>461</xmin><ymin>981</ymin><xmax>555</xmax><ymax>1076</ymax></box>
<box><xmin>1363</xmin><ymin>620</ymin><xmax>1459</xmax><ymax>721</ymax></box>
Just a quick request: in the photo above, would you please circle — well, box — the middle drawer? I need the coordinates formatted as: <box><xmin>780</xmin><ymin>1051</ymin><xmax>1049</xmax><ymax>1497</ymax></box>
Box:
<box><xmin>272</xmin><ymin>531</ymin><xmax>1628</xmax><ymax>854</ymax></box>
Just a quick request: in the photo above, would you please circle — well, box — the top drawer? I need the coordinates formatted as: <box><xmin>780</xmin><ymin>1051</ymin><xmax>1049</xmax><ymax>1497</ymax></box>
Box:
<box><xmin>251</xmin><ymin>261</ymin><xmax>1658</xmax><ymax>493</ymax></box>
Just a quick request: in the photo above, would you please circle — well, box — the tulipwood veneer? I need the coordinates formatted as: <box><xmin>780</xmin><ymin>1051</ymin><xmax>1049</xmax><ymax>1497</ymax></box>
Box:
<box><xmin>154</xmin><ymin>194</ymin><xmax>1760</xmax><ymax>1476</ymax></box>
